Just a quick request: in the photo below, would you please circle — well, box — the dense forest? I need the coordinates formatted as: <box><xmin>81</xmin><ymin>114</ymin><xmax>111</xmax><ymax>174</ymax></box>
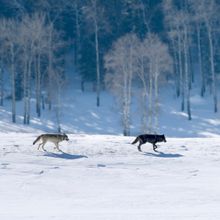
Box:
<box><xmin>0</xmin><ymin>0</ymin><xmax>219</xmax><ymax>135</ymax></box>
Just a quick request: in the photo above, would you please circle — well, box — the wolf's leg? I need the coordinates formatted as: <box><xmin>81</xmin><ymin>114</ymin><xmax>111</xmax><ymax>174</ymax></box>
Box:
<box><xmin>55</xmin><ymin>142</ymin><xmax>61</xmax><ymax>152</ymax></box>
<box><xmin>137</xmin><ymin>143</ymin><xmax>142</xmax><ymax>152</ymax></box>
<box><xmin>41</xmin><ymin>142</ymin><xmax>46</xmax><ymax>151</ymax></box>
<box><xmin>153</xmin><ymin>144</ymin><xmax>158</xmax><ymax>152</ymax></box>
<box><xmin>37</xmin><ymin>143</ymin><xmax>43</xmax><ymax>150</ymax></box>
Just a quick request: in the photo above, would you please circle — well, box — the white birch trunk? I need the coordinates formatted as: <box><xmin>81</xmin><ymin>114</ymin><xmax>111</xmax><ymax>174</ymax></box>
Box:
<box><xmin>196</xmin><ymin>25</ymin><xmax>205</xmax><ymax>97</ymax></box>
<box><xmin>154</xmin><ymin>65</ymin><xmax>159</xmax><ymax>132</ymax></box>
<box><xmin>23</xmin><ymin>56</ymin><xmax>28</xmax><ymax>124</ymax></box>
<box><xmin>178</xmin><ymin>31</ymin><xmax>184</xmax><ymax>111</ymax></box>
<box><xmin>140</xmin><ymin>56</ymin><xmax>148</xmax><ymax>132</ymax></box>
<box><xmin>48</xmin><ymin>26</ymin><xmax>53</xmax><ymax>110</ymax></box>
<box><xmin>56</xmin><ymin>84</ymin><xmax>61</xmax><ymax>132</ymax></box>
<box><xmin>0</xmin><ymin>61</ymin><xmax>3</xmax><ymax>106</ymax></box>
<box><xmin>122</xmin><ymin>63</ymin><xmax>128</xmax><ymax>136</ymax></box>
<box><xmin>148</xmin><ymin>63</ymin><xmax>153</xmax><ymax>132</ymax></box>
<box><xmin>26</xmin><ymin>53</ymin><xmax>33</xmax><ymax>124</ymax></box>
<box><xmin>207</xmin><ymin>24</ymin><xmax>217</xmax><ymax>112</ymax></box>
<box><xmin>122</xmin><ymin>71</ymin><xmax>131</xmax><ymax>136</ymax></box>
<box><xmin>122</xmin><ymin>49</ymin><xmax>133</xmax><ymax>136</ymax></box>
<box><xmin>94</xmin><ymin>11</ymin><xmax>101</xmax><ymax>107</ymax></box>
<box><xmin>35</xmin><ymin>53</ymin><xmax>41</xmax><ymax>117</ymax></box>
<box><xmin>74</xmin><ymin>1</ymin><xmax>80</xmax><ymax>69</ymax></box>
<box><xmin>10</xmin><ymin>43</ymin><xmax>16</xmax><ymax>123</ymax></box>
<box><xmin>171</xmin><ymin>38</ymin><xmax>180</xmax><ymax>97</ymax></box>
<box><xmin>183</xmin><ymin>24</ymin><xmax>191</xmax><ymax>120</ymax></box>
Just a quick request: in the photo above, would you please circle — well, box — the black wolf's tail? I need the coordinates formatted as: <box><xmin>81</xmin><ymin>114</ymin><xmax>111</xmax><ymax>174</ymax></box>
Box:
<box><xmin>33</xmin><ymin>135</ymin><xmax>42</xmax><ymax>145</ymax></box>
<box><xmin>131</xmin><ymin>137</ymin><xmax>139</xmax><ymax>145</ymax></box>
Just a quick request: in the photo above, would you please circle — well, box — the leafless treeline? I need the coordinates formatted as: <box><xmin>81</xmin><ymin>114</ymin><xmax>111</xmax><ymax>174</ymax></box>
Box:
<box><xmin>104</xmin><ymin>0</ymin><xmax>220</xmax><ymax>135</ymax></box>
<box><xmin>0</xmin><ymin>0</ymin><xmax>220</xmax><ymax>135</ymax></box>
<box><xmin>0</xmin><ymin>13</ymin><xmax>64</xmax><ymax>127</ymax></box>
<box><xmin>163</xmin><ymin>0</ymin><xmax>220</xmax><ymax>117</ymax></box>
<box><xmin>105</xmin><ymin>33</ymin><xmax>172</xmax><ymax>136</ymax></box>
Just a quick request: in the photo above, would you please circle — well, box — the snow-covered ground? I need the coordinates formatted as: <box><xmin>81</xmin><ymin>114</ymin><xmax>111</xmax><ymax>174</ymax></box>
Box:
<box><xmin>1</xmin><ymin>133</ymin><xmax>220</xmax><ymax>220</ymax></box>
<box><xmin>1</xmin><ymin>70</ymin><xmax>220</xmax><ymax>219</ymax></box>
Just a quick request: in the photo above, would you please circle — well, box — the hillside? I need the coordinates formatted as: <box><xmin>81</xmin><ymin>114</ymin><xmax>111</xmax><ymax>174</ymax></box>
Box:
<box><xmin>1</xmin><ymin>71</ymin><xmax>220</xmax><ymax>137</ymax></box>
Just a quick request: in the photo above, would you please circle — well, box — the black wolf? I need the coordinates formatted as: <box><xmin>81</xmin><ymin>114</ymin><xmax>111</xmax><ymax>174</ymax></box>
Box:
<box><xmin>132</xmin><ymin>134</ymin><xmax>167</xmax><ymax>152</ymax></box>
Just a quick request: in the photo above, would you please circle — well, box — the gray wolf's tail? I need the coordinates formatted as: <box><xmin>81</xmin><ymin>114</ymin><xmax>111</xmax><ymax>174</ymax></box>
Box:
<box><xmin>131</xmin><ymin>137</ymin><xmax>139</xmax><ymax>145</ymax></box>
<box><xmin>33</xmin><ymin>135</ymin><xmax>42</xmax><ymax>145</ymax></box>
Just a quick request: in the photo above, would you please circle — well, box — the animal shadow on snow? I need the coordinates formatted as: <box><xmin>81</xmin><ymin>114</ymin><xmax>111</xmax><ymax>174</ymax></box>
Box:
<box><xmin>43</xmin><ymin>149</ymin><xmax>88</xmax><ymax>160</ymax></box>
<box><xmin>144</xmin><ymin>150</ymin><xmax>183</xmax><ymax>158</ymax></box>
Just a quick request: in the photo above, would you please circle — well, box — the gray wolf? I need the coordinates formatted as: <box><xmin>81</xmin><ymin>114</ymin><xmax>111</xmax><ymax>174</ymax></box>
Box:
<box><xmin>132</xmin><ymin>134</ymin><xmax>166</xmax><ymax>152</ymax></box>
<box><xmin>33</xmin><ymin>133</ymin><xmax>69</xmax><ymax>151</ymax></box>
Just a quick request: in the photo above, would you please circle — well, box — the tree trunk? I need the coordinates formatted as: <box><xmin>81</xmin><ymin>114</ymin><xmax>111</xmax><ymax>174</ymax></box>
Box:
<box><xmin>183</xmin><ymin>25</ymin><xmax>191</xmax><ymax>120</ymax></box>
<box><xmin>207</xmin><ymin>25</ymin><xmax>217</xmax><ymax>112</ymax></box>
<box><xmin>171</xmin><ymin>38</ymin><xmax>180</xmax><ymax>97</ymax></box>
<box><xmin>122</xmin><ymin>64</ymin><xmax>129</xmax><ymax>136</ymax></box>
<box><xmin>74</xmin><ymin>1</ymin><xmax>80</xmax><ymax>69</ymax></box>
<box><xmin>0</xmin><ymin>62</ymin><xmax>3</xmax><ymax>106</ymax></box>
<box><xmin>197</xmin><ymin>25</ymin><xmax>205</xmax><ymax>97</ymax></box>
<box><xmin>140</xmin><ymin>56</ymin><xmax>148</xmax><ymax>132</ymax></box>
<box><xmin>36</xmin><ymin>53</ymin><xmax>41</xmax><ymax>117</ymax></box>
<box><xmin>148</xmin><ymin>63</ymin><xmax>153</xmax><ymax>132</ymax></box>
<box><xmin>23</xmin><ymin>57</ymin><xmax>28</xmax><ymax>124</ymax></box>
<box><xmin>122</xmin><ymin>48</ymin><xmax>133</xmax><ymax>137</ymax></box>
<box><xmin>123</xmin><ymin>68</ymin><xmax>129</xmax><ymax>136</ymax></box>
<box><xmin>178</xmin><ymin>31</ymin><xmax>184</xmax><ymax>112</ymax></box>
<box><xmin>56</xmin><ymin>84</ymin><xmax>61</xmax><ymax>133</ymax></box>
<box><xmin>26</xmin><ymin>54</ymin><xmax>33</xmax><ymax>125</ymax></box>
<box><xmin>10</xmin><ymin>44</ymin><xmax>16</xmax><ymax>123</ymax></box>
<box><xmin>154</xmin><ymin>68</ymin><xmax>159</xmax><ymax>132</ymax></box>
<box><xmin>94</xmin><ymin>16</ymin><xmax>101</xmax><ymax>107</ymax></box>
<box><xmin>48</xmin><ymin>27</ymin><xmax>53</xmax><ymax>110</ymax></box>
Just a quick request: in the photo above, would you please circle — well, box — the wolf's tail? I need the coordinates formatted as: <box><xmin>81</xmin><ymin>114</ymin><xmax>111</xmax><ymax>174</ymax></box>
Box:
<box><xmin>33</xmin><ymin>135</ymin><xmax>42</xmax><ymax>145</ymax></box>
<box><xmin>131</xmin><ymin>137</ymin><xmax>139</xmax><ymax>145</ymax></box>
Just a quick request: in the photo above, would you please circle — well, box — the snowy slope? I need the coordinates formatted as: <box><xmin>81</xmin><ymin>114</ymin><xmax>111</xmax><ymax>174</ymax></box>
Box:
<box><xmin>1</xmin><ymin>133</ymin><xmax>220</xmax><ymax>220</ymax></box>
<box><xmin>1</xmin><ymin>82</ymin><xmax>220</xmax><ymax>137</ymax></box>
<box><xmin>1</xmin><ymin>69</ymin><xmax>220</xmax><ymax>137</ymax></box>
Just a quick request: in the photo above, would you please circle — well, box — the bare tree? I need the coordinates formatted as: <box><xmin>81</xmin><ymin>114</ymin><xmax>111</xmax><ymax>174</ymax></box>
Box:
<box><xmin>163</xmin><ymin>0</ymin><xmax>185</xmax><ymax>110</ymax></box>
<box><xmin>0</xmin><ymin>19</ymin><xmax>8</xmax><ymax>106</ymax></box>
<box><xmin>18</xmin><ymin>13</ymin><xmax>50</xmax><ymax>123</ymax></box>
<box><xmin>105</xmin><ymin>33</ymin><xmax>139</xmax><ymax>136</ymax></box>
<box><xmin>135</xmin><ymin>38</ymin><xmax>149</xmax><ymax>132</ymax></box>
<box><xmin>189</xmin><ymin>0</ymin><xmax>205</xmax><ymax>97</ymax></box>
<box><xmin>163</xmin><ymin>0</ymin><xmax>193</xmax><ymax>120</ymax></box>
<box><xmin>182</xmin><ymin>10</ymin><xmax>192</xmax><ymax>120</ymax></box>
<box><xmin>0</xmin><ymin>58</ymin><xmax>3</xmax><ymax>106</ymax></box>
<box><xmin>65</xmin><ymin>0</ymin><xmax>82</xmax><ymax>69</ymax></box>
<box><xmin>19</xmin><ymin>16</ymin><xmax>33</xmax><ymax>124</ymax></box>
<box><xmin>190</xmin><ymin>0</ymin><xmax>218</xmax><ymax>112</ymax></box>
<box><xmin>137</xmin><ymin>34</ymin><xmax>172</xmax><ymax>132</ymax></box>
<box><xmin>52</xmin><ymin>67</ymin><xmax>65</xmax><ymax>132</ymax></box>
<box><xmin>83</xmin><ymin>0</ymin><xmax>108</xmax><ymax>107</ymax></box>
<box><xmin>44</xmin><ymin>22</ymin><xmax>65</xmax><ymax>113</ymax></box>
<box><xmin>31</xmin><ymin>14</ymin><xmax>48</xmax><ymax>118</ymax></box>
<box><xmin>3</xmin><ymin>19</ymin><xmax>20</xmax><ymax>123</ymax></box>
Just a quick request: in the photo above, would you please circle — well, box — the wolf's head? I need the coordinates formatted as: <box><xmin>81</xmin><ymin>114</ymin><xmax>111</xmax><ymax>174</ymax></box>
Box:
<box><xmin>63</xmin><ymin>133</ymin><xmax>69</xmax><ymax>141</ymax></box>
<box><xmin>162</xmin><ymin>134</ymin><xmax>167</xmax><ymax>142</ymax></box>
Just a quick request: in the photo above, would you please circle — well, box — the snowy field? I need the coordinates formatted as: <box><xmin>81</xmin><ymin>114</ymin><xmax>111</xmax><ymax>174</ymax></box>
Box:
<box><xmin>1</xmin><ymin>133</ymin><xmax>220</xmax><ymax>220</ymax></box>
<box><xmin>1</xmin><ymin>73</ymin><xmax>220</xmax><ymax>219</ymax></box>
